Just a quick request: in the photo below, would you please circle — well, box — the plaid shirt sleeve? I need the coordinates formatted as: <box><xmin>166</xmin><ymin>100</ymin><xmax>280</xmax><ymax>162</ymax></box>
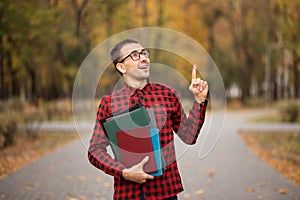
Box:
<box><xmin>171</xmin><ymin>90</ymin><xmax>207</xmax><ymax>144</ymax></box>
<box><xmin>87</xmin><ymin>96</ymin><xmax>126</xmax><ymax>180</ymax></box>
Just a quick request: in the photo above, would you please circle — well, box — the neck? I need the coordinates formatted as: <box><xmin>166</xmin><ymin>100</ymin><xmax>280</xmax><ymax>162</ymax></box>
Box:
<box><xmin>124</xmin><ymin>77</ymin><xmax>147</xmax><ymax>89</ymax></box>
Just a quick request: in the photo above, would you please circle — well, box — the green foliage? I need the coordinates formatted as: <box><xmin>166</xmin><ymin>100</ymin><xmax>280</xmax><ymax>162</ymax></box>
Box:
<box><xmin>245</xmin><ymin>131</ymin><xmax>300</xmax><ymax>158</ymax></box>
<box><xmin>23</xmin><ymin>109</ymin><xmax>46</xmax><ymax>140</ymax></box>
<box><xmin>0</xmin><ymin>111</ymin><xmax>18</xmax><ymax>148</ymax></box>
<box><xmin>0</xmin><ymin>99</ymin><xmax>54</xmax><ymax>148</ymax></box>
<box><xmin>0</xmin><ymin>0</ymin><xmax>299</xmax><ymax>102</ymax></box>
<box><xmin>279</xmin><ymin>101</ymin><xmax>300</xmax><ymax>123</ymax></box>
<box><xmin>43</xmin><ymin>99</ymin><xmax>72</xmax><ymax>121</ymax></box>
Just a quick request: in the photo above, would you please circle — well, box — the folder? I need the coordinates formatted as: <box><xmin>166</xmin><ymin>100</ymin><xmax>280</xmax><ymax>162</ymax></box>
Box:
<box><xmin>146</xmin><ymin>108</ymin><xmax>157</xmax><ymax>129</ymax></box>
<box><xmin>116</xmin><ymin>126</ymin><xmax>158</xmax><ymax>173</ymax></box>
<box><xmin>101</xmin><ymin>107</ymin><xmax>151</xmax><ymax>161</ymax></box>
<box><xmin>100</xmin><ymin>105</ymin><xmax>163</xmax><ymax>176</ymax></box>
<box><xmin>149</xmin><ymin>128</ymin><xmax>163</xmax><ymax>176</ymax></box>
<box><xmin>101</xmin><ymin>103</ymin><xmax>142</xmax><ymax>123</ymax></box>
<box><xmin>147</xmin><ymin>108</ymin><xmax>166</xmax><ymax>173</ymax></box>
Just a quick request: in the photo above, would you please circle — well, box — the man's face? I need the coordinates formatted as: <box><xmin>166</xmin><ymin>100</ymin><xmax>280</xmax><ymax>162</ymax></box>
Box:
<box><xmin>117</xmin><ymin>43</ymin><xmax>150</xmax><ymax>81</ymax></box>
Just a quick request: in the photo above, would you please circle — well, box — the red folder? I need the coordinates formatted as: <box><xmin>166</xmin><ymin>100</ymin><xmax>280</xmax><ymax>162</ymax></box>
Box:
<box><xmin>116</xmin><ymin>126</ymin><xmax>158</xmax><ymax>173</ymax></box>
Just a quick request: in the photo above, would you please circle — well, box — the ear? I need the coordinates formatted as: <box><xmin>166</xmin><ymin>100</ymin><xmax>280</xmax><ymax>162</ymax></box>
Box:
<box><xmin>116</xmin><ymin>63</ymin><xmax>127</xmax><ymax>74</ymax></box>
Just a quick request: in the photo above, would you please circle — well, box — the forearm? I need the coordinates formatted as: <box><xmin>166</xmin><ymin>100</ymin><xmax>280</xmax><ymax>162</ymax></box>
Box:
<box><xmin>176</xmin><ymin>101</ymin><xmax>207</xmax><ymax>144</ymax></box>
<box><xmin>88</xmin><ymin>141</ymin><xmax>125</xmax><ymax>180</ymax></box>
<box><xmin>88</xmin><ymin>97</ymin><xmax>127</xmax><ymax>178</ymax></box>
<box><xmin>88</xmin><ymin>120</ymin><xmax>125</xmax><ymax>180</ymax></box>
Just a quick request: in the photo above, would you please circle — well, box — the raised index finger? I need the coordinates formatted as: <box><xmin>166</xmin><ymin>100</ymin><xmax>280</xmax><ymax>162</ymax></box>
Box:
<box><xmin>192</xmin><ymin>64</ymin><xmax>197</xmax><ymax>80</ymax></box>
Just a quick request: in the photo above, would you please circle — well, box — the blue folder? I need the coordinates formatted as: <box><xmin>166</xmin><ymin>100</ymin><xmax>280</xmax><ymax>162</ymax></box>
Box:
<box><xmin>149</xmin><ymin>128</ymin><xmax>163</xmax><ymax>176</ymax></box>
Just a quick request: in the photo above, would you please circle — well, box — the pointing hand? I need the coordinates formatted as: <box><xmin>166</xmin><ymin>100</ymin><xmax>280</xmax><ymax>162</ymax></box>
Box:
<box><xmin>189</xmin><ymin>64</ymin><xmax>208</xmax><ymax>103</ymax></box>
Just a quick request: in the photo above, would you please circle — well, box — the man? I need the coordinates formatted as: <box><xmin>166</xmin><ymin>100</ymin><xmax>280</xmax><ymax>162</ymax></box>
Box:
<box><xmin>88</xmin><ymin>38</ymin><xmax>208</xmax><ymax>199</ymax></box>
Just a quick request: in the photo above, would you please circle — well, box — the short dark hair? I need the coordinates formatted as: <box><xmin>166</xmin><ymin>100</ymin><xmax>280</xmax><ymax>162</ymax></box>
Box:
<box><xmin>110</xmin><ymin>38</ymin><xmax>141</xmax><ymax>66</ymax></box>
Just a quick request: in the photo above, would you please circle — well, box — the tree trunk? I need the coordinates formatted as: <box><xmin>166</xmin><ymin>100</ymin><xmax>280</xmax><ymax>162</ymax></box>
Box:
<box><xmin>25</xmin><ymin>62</ymin><xmax>37</xmax><ymax>102</ymax></box>
<box><xmin>105</xmin><ymin>1</ymin><xmax>113</xmax><ymax>37</ymax></box>
<box><xmin>227</xmin><ymin>1</ymin><xmax>252</xmax><ymax>104</ymax></box>
<box><xmin>141</xmin><ymin>0</ymin><xmax>148</xmax><ymax>26</ymax></box>
<box><xmin>71</xmin><ymin>0</ymin><xmax>89</xmax><ymax>38</ymax></box>
<box><xmin>293</xmin><ymin>51</ymin><xmax>300</xmax><ymax>98</ymax></box>
<box><xmin>0</xmin><ymin>36</ymin><xmax>4</xmax><ymax>99</ymax></box>
<box><xmin>157</xmin><ymin>0</ymin><xmax>164</xmax><ymax>26</ymax></box>
<box><xmin>0</xmin><ymin>7</ymin><xmax>5</xmax><ymax>99</ymax></box>
<box><xmin>153</xmin><ymin>0</ymin><xmax>164</xmax><ymax>60</ymax></box>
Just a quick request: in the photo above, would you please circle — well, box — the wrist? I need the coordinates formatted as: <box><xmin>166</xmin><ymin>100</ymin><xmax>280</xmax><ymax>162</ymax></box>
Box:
<box><xmin>196</xmin><ymin>99</ymin><xmax>208</xmax><ymax>105</ymax></box>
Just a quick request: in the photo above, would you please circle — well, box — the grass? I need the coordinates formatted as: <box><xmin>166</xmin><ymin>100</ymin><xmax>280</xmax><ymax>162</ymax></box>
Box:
<box><xmin>240</xmin><ymin>130</ymin><xmax>300</xmax><ymax>186</ymax></box>
<box><xmin>0</xmin><ymin>131</ymin><xmax>77</xmax><ymax>179</ymax></box>
<box><xmin>248</xmin><ymin>113</ymin><xmax>283</xmax><ymax>123</ymax></box>
<box><xmin>248</xmin><ymin>112</ymin><xmax>300</xmax><ymax>124</ymax></box>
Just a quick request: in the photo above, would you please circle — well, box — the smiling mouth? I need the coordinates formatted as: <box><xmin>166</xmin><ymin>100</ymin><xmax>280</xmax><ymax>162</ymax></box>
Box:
<box><xmin>138</xmin><ymin>65</ymin><xmax>149</xmax><ymax>69</ymax></box>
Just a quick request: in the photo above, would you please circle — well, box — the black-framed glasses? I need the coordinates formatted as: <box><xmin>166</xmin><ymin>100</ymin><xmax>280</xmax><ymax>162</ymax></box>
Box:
<box><xmin>118</xmin><ymin>49</ymin><xmax>150</xmax><ymax>63</ymax></box>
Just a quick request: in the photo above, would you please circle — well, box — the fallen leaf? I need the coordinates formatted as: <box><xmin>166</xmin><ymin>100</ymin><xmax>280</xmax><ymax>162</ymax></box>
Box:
<box><xmin>258</xmin><ymin>195</ymin><xmax>264</xmax><ymax>199</ymax></box>
<box><xmin>194</xmin><ymin>189</ymin><xmax>205</xmax><ymax>195</ymax></box>
<box><xmin>104</xmin><ymin>182</ymin><xmax>111</xmax><ymax>188</ymax></box>
<box><xmin>47</xmin><ymin>192</ymin><xmax>54</xmax><ymax>197</ymax></box>
<box><xmin>78</xmin><ymin>195</ymin><xmax>86</xmax><ymax>200</ymax></box>
<box><xmin>65</xmin><ymin>198</ymin><xmax>78</xmax><ymax>200</ymax></box>
<box><xmin>208</xmin><ymin>170</ymin><xmax>214</xmax><ymax>177</ymax></box>
<box><xmin>78</xmin><ymin>176</ymin><xmax>88</xmax><ymax>181</ymax></box>
<box><xmin>258</xmin><ymin>181</ymin><xmax>266</xmax><ymax>187</ymax></box>
<box><xmin>95</xmin><ymin>177</ymin><xmax>101</xmax><ymax>182</ymax></box>
<box><xmin>183</xmin><ymin>193</ymin><xmax>191</xmax><ymax>198</ymax></box>
<box><xmin>246</xmin><ymin>188</ymin><xmax>255</xmax><ymax>193</ymax></box>
<box><xmin>25</xmin><ymin>183</ymin><xmax>35</xmax><ymax>190</ymax></box>
<box><xmin>277</xmin><ymin>188</ymin><xmax>287</xmax><ymax>195</ymax></box>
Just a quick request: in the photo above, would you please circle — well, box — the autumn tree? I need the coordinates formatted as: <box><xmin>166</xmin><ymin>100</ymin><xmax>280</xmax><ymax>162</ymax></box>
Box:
<box><xmin>0</xmin><ymin>0</ymin><xmax>298</xmax><ymax>105</ymax></box>
<box><xmin>276</xmin><ymin>0</ymin><xmax>300</xmax><ymax>98</ymax></box>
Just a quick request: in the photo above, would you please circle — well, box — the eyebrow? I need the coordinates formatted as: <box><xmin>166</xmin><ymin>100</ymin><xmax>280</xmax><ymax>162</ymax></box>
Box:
<box><xmin>123</xmin><ymin>48</ymin><xmax>145</xmax><ymax>55</ymax></box>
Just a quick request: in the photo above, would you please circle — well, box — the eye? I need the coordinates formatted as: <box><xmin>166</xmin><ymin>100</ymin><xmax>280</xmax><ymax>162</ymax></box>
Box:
<box><xmin>142</xmin><ymin>50</ymin><xmax>149</xmax><ymax>57</ymax></box>
<box><xmin>131</xmin><ymin>51</ymin><xmax>139</xmax><ymax>58</ymax></box>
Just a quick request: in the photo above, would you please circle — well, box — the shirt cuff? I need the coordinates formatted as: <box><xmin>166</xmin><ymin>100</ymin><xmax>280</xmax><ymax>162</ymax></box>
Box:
<box><xmin>198</xmin><ymin>99</ymin><xmax>208</xmax><ymax>106</ymax></box>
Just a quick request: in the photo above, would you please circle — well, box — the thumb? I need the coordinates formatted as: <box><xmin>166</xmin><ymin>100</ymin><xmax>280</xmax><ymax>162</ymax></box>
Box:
<box><xmin>139</xmin><ymin>156</ymin><xmax>149</xmax><ymax>167</ymax></box>
<box><xmin>138</xmin><ymin>156</ymin><xmax>154</xmax><ymax>180</ymax></box>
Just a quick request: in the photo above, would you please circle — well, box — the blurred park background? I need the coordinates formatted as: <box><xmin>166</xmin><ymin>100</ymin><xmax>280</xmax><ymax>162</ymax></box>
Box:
<box><xmin>0</xmin><ymin>0</ymin><xmax>300</xmax><ymax>186</ymax></box>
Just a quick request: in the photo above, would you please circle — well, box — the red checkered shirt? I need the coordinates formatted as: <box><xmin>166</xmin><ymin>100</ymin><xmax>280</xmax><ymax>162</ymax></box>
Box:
<box><xmin>88</xmin><ymin>82</ymin><xmax>207</xmax><ymax>200</ymax></box>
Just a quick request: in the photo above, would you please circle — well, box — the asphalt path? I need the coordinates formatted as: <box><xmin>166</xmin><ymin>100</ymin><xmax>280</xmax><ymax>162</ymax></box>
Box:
<box><xmin>0</xmin><ymin>110</ymin><xmax>300</xmax><ymax>200</ymax></box>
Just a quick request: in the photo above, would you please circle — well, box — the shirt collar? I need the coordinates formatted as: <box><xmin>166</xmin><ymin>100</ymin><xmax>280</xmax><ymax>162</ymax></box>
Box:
<box><xmin>121</xmin><ymin>78</ymin><xmax>152</xmax><ymax>96</ymax></box>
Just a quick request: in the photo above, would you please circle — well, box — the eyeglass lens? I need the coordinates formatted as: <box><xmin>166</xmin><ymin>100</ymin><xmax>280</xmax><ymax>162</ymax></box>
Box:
<box><xmin>130</xmin><ymin>49</ymin><xmax>149</xmax><ymax>61</ymax></box>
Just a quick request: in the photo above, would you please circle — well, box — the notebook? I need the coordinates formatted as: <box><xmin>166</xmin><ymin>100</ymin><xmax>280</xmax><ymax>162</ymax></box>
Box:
<box><xmin>116</xmin><ymin>126</ymin><xmax>157</xmax><ymax>173</ymax></box>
